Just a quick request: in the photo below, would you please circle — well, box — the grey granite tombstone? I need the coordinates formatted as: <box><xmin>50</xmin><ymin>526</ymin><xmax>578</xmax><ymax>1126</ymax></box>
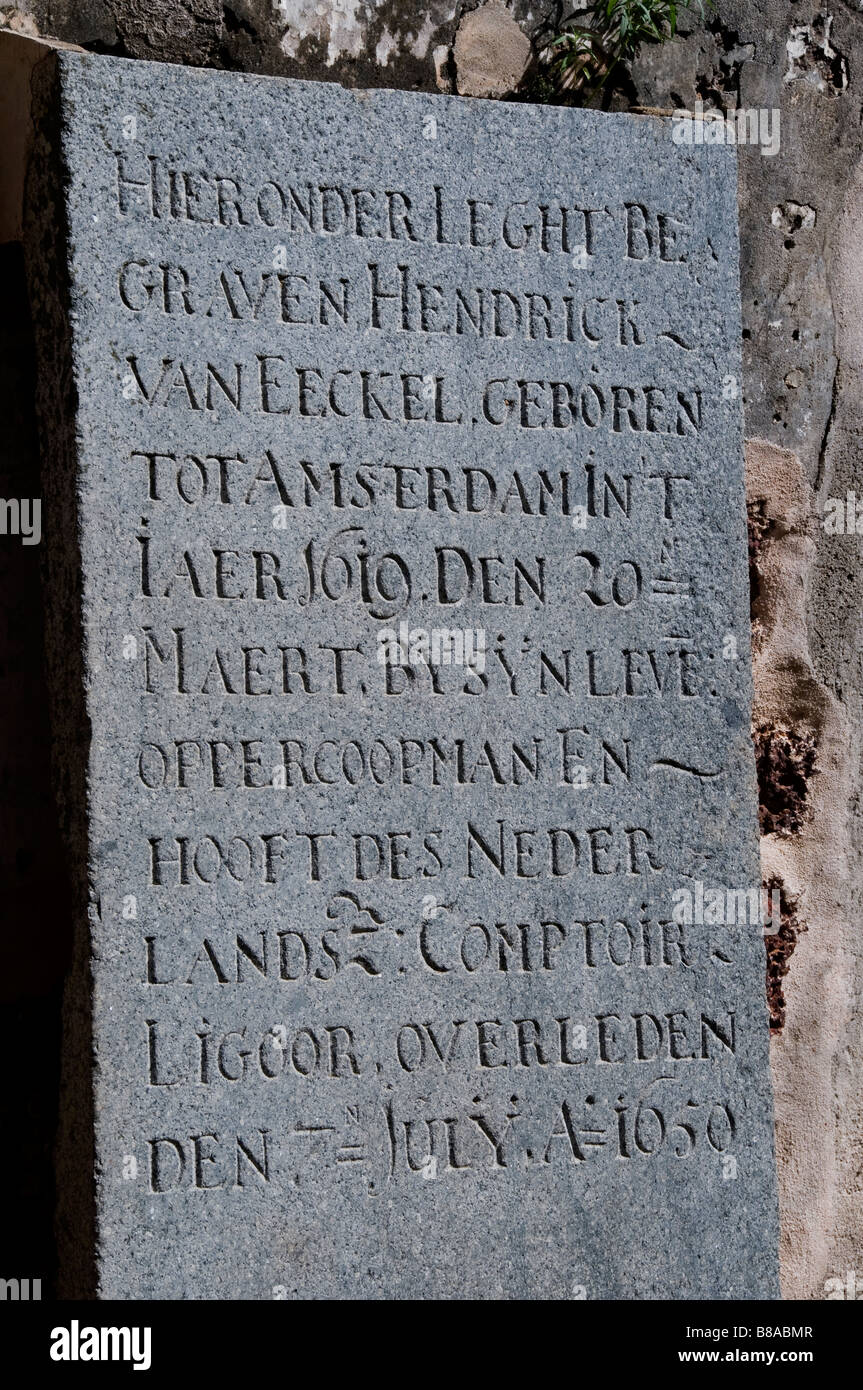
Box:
<box><xmin>25</xmin><ymin>50</ymin><xmax>780</xmax><ymax>1299</ymax></box>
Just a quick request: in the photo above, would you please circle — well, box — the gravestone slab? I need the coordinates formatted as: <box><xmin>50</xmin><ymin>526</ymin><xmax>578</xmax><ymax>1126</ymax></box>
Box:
<box><xmin>25</xmin><ymin>49</ymin><xmax>780</xmax><ymax>1299</ymax></box>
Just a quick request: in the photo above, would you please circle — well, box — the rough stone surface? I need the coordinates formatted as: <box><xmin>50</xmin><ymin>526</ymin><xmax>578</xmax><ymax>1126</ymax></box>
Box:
<box><xmin>454</xmin><ymin>1</ymin><xmax>530</xmax><ymax>98</ymax></box>
<box><xmin>5</xmin><ymin>0</ymin><xmax>863</xmax><ymax>1304</ymax></box>
<box><xmin>0</xmin><ymin>1</ymin><xmax>551</xmax><ymax>89</ymax></box>
<box><xmin>24</xmin><ymin>49</ymin><xmax>779</xmax><ymax>1299</ymax></box>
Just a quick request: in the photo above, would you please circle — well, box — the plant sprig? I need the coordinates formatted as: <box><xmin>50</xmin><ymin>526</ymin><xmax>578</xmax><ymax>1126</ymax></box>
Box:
<box><xmin>549</xmin><ymin>1</ymin><xmax>709</xmax><ymax>101</ymax></box>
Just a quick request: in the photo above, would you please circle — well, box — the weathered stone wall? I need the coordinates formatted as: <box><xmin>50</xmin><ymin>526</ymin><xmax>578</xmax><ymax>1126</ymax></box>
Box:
<box><xmin>2</xmin><ymin>0</ymin><xmax>861</xmax><ymax>1299</ymax></box>
<box><xmin>631</xmin><ymin>2</ymin><xmax>863</xmax><ymax>1302</ymax></box>
<box><xmin>0</xmin><ymin>0</ymin><xmax>556</xmax><ymax>89</ymax></box>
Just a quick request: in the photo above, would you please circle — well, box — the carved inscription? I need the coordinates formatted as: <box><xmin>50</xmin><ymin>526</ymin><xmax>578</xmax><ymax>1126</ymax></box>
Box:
<box><xmin>42</xmin><ymin>57</ymin><xmax>778</xmax><ymax>1296</ymax></box>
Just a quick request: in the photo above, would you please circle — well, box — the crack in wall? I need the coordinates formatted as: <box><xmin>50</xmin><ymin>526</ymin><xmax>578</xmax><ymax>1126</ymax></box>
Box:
<box><xmin>764</xmin><ymin>878</ymin><xmax>806</xmax><ymax>1033</ymax></box>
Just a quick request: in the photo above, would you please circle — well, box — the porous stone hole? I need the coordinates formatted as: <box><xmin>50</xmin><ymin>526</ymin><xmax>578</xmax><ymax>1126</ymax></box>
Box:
<box><xmin>785</xmin><ymin>12</ymin><xmax>849</xmax><ymax>95</ymax></box>
<box><xmin>764</xmin><ymin>877</ymin><xmax>805</xmax><ymax>1033</ymax></box>
<box><xmin>696</xmin><ymin>19</ymin><xmax>755</xmax><ymax>109</ymax></box>
<box><xmin>222</xmin><ymin>4</ymin><xmax>258</xmax><ymax>40</ymax></box>
<box><xmin>753</xmin><ymin>724</ymin><xmax>818</xmax><ymax>838</ymax></box>
<box><xmin>771</xmin><ymin>201</ymin><xmax>817</xmax><ymax>236</ymax></box>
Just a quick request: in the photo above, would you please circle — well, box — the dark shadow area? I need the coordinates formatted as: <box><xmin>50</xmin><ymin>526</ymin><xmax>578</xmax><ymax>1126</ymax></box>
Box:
<box><xmin>0</xmin><ymin>241</ymin><xmax>73</xmax><ymax>1298</ymax></box>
